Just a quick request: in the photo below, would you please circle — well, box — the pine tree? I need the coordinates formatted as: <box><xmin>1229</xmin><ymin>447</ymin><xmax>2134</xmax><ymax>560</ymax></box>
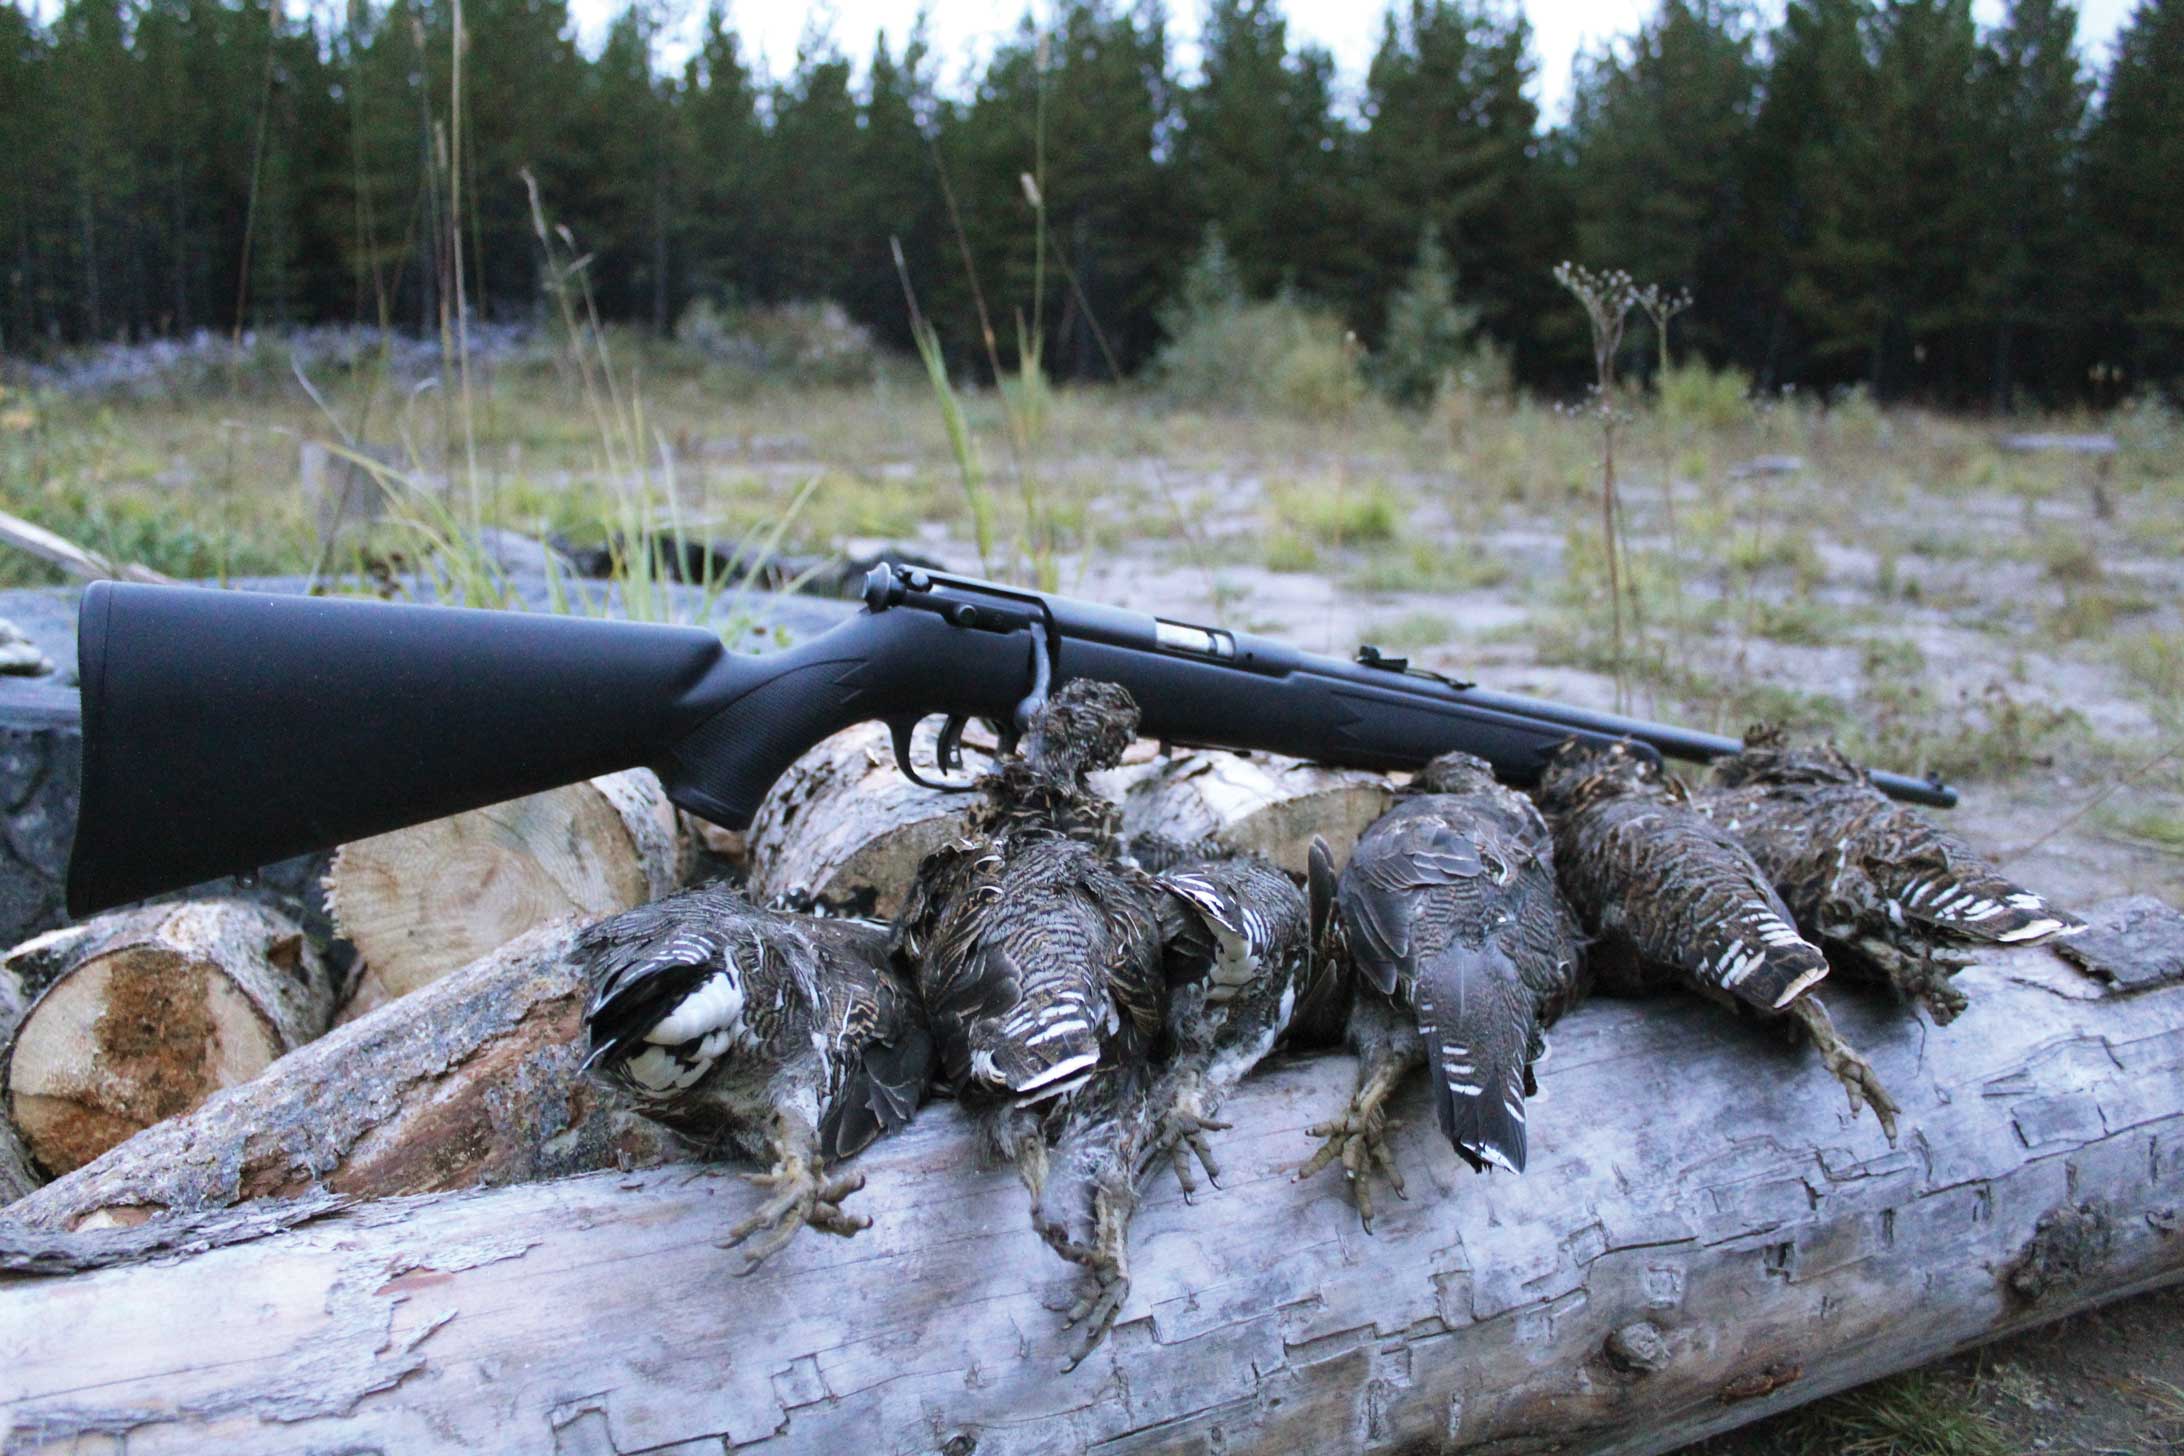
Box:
<box><xmin>1376</xmin><ymin>223</ymin><xmax>1479</xmax><ymax>406</ymax></box>
<box><xmin>1976</xmin><ymin>0</ymin><xmax>2090</xmax><ymax>407</ymax></box>
<box><xmin>1566</xmin><ymin>0</ymin><xmax>1760</xmax><ymax>371</ymax></box>
<box><xmin>2085</xmin><ymin>0</ymin><xmax>2184</xmax><ymax>387</ymax></box>
<box><xmin>766</xmin><ymin>33</ymin><xmax>863</xmax><ymax>305</ymax></box>
<box><xmin>852</xmin><ymin>24</ymin><xmax>942</xmax><ymax>349</ymax></box>
<box><xmin>1177</xmin><ymin>0</ymin><xmax>1353</xmax><ymax>301</ymax></box>
<box><xmin>679</xmin><ymin>6</ymin><xmax>765</xmax><ymax>306</ymax></box>
<box><xmin>1357</xmin><ymin>0</ymin><xmax>1562</xmax><ymax>373</ymax></box>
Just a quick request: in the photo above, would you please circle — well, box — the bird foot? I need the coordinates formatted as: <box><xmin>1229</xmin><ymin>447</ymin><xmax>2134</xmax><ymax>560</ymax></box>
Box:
<box><xmin>1153</xmin><ymin>1080</ymin><xmax>1232</xmax><ymax>1200</ymax></box>
<box><xmin>1850</xmin><ymin>934</ymin><xmax>1971</xmax><ymax>1026</ymax></box>
<box><xmin>1297</xmin><ymin>1098</ymin><xmax>1406</xmax><ymax>1232</ymax></box>
<box><xmin>1054</xmin><ymin>1191</ymin><xmax>1132</xmax><ymax>1372</ymax></box>
<box><xmin>1786</xmin><ymin>996</ymin><xmax>1901</xmax><ymax>1144</ymax></box>
<box><xmin>717</xmin><ymin>1151</ymin><xmax>869</xmax><ymax>1273</ymax></box>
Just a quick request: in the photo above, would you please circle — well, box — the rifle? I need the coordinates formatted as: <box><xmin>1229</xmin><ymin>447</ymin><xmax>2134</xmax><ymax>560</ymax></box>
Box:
<box><xmin>65</xmin><ymin>563</ymin><xmax>1954</xmax><ymax>916</ymax></box>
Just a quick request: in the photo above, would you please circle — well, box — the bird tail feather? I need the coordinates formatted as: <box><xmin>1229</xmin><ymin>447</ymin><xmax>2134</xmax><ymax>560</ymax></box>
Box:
<box><xmin>1413</xmin><ymin>941</ymin><xmax>1531</xmax><ymax>1174</ymax></box>
<box><xmin>1882</xmin><ymin>863</ymin><xmax>2086</xmax><ymax>945</ymax></box>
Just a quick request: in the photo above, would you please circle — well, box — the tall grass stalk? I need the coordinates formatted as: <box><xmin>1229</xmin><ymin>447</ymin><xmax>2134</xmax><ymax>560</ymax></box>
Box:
<box><xmin>894</xmin><ymin>238</ymin><xmax>996</xmax><ymax>574</ymax></box>
<box><xmin>1555</xmin><ymin>261</ymin><xmax>1639</xmax><ymax>709</ymax></box>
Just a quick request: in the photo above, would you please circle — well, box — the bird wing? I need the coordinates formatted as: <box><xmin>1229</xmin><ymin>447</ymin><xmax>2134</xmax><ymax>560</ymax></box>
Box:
<box><xmin>818</xmin><ymin>962</ymin><xmax>936</xmax><ymax>1163</ymax></box>
<box><xmin>577</xmin><ymin>887</ymin><xmax>751</xmax><ymax>1074</ymax></box>
<box><xmin>1339</xmin><ymin>808</ymin><xmax>1488</xmax><ymax>996</ymax></box>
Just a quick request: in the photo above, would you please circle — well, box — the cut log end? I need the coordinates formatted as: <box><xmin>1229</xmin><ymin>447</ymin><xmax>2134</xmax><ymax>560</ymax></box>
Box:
<box><xmin>3</xmin><ymin>900</ymin><xmax>330</xmax><ymax>1179</ymax></box>
<box><xmin>746</xmin><ymin>722</ymin><xmax>971</xmax><ymax>919</ymax></box>
<box><xmin>1118</xmin><ymin>750</ymin><xmax>1395</xmax><ymax>875</ymax></box>
<box><xmin>328</xmin><ymin>768</ymin><xmax>686</xmax><ymax>1018</ymax></box>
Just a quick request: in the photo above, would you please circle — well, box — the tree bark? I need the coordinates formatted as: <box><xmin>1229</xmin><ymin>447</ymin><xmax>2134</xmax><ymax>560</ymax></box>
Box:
<box><xmin>744</xmin><ymin>722</ymin><xmax>972</xmax><ymax>919</ymax></box>
<box><xmin>2</xmin><ymin>899</ymin><xmax>332</xmax><ymax>1180</ymax></box>
<box><xmin>328</xmin><ymin>769</ymin><xmax>687</xmax><ymax>1020</ymax></box>
<box><xmin>7</xmin><ymin>919</ymin><xmax>688</xmax><ymax>1232</ymax></box>
<box><xmin>4</xmin><ymin>917</ymin><xmax>2177</xmax><ymax>1454</ymax></box>
<box><xmin>0</xmin><ymin>966</ymin><xmax>35</xmax><ymax>1202</ymax></box>
<box><xmin>1115</xmin><ymin>749</ymin><xmax>1395</xmax><ymax>875</ymax></box>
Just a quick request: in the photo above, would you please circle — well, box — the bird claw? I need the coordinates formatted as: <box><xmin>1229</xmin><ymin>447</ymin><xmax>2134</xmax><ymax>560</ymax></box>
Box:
<box><xmin>1154</xmin><ymin>1088</ymin><xmax>1231</xmax><ymax>1199</ymax></box>
<box><xmin>1060</xmin><ymin>1269</ymin><xmax>1129</xmax><ymax>1372</ymax></box>
<box><xmin>1822</xmin><ymin>1045</ymin><xmax>1902</xmax><ymax>1145</ymax></box>
<box><xmin>1298</xmin><ymin>1105</ymin><xmax>1406</xmax><ymax>1231</ymax></box>
<box><xmin>1850</xmin><ymin>933</ymin><xmax>1971</xmax><ymax>1026</ymax></box>
<box><xmin>718</xmin><ymin>1158</ymin><xmax>870</xmax><ymax>1272</ymax></box>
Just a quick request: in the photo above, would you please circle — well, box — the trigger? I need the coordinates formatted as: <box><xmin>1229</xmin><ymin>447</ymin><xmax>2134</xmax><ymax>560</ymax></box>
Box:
<box><xmin>937</xmin><ymin>715</ymin><xmax>969</xmax><ymax>774</ymax></box>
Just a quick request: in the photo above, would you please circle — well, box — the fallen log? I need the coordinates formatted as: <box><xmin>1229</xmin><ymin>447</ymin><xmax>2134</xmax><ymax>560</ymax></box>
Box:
<box><xmin>7</xmin><ymin>919</ymin><xmax>688</xmax><ymax>1232</ymax></box>
<box><xmin>328</xmin><ymin>769</ymin><xmax>686</xmax><ymax>1019</ymax></box>
<box><xmin>2</xmin><ymin>899</ymin><xmax>332</xmax><ymax>1180</ymax></box>
<box><xmin>744</xmin><ymin>722</ymin><xmax>971</xmax><ymax>918</ymax></box>
<box><xmin>1117</xmin><ymin>749</ymin><xmax>1395</xmax><ymax>874</ymax></box>
<box><xmin>3</xmin><ymin>909</ymin><xmax>2177</xmax><ymax>1454</ymax></box>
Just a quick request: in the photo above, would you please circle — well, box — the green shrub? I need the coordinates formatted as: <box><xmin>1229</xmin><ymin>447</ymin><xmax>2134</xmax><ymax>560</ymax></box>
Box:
<box><xmin>1155</xmin><ymin>230</ymin><xmax>1362</xmax><ymax>419</ymax></box>
<box><xmin>1659</xmin><ymin>360</ymin><xmax>1752</xmax><ymax>430</ymax></box>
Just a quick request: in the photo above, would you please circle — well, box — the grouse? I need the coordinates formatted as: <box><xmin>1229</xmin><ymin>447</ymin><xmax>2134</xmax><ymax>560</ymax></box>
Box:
<box><xmin>1301</xmin><ymin>751</ymin><xmax>1588</xmax><ymax>1227</ymax></box>
<box><xmin>895</xmin><ymin>679</ymin><xmax>1184</xmax><ymax>1353</ymax></box>
<box><xmin>1026</xmin><ymin>848</ymin><xmax>1325</xmax><ymax>1366</ymax></box>
<box><xmin>1538</xmin><ymin>739</ymin><xmax>1900</xmax><ymax>1141</ymax></box>
<box><xmin>581</xmin><ymin>884</ymin><xmax>934</xmax><ymax>1270</ymax></box>
<box><xmin>1697</xmin><ymin>726</ymin><xmax>2085</xmax><ymax>1023</ymax></box>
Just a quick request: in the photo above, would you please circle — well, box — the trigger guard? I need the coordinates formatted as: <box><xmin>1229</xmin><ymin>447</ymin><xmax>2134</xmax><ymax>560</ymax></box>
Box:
<box><xmin>887</xmin><ymin>716</ymin><xmax>978</xmax><ymax>793</ymax></box>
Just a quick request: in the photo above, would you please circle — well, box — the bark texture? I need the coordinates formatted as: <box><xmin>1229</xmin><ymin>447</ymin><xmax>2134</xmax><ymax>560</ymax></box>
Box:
<box><xmin>1117</xmin><ymin>749</ymin><xmax>1395</xmax><ymax>875</ymax></box>
<box><xmin>744</xmin><ymin>722</ymin><xmax>971</xmax><ymax>919</ymax></box>
<box><xmin>3</xmin><ymin>899</ymin><xmax>332</xmax><ymax>1179</ymax></box>
<box><xmin>8</xmin><ymin>920</ymin><xmax>687</xmax><ymax>1232</ymax></box>
<box><xmin>3</xmin><ymin>915</ymin><xmax>2177</xmax><ymax>1455</ymax></box>
<box><xmin>0</xmin><ymin>966</ymin><xmax>34</xmax><ymax>1202</ymax></box>
<box><xmin>328</xmin><ymin>769</ymin><xmax>687</xmax><ymax>1019</ymax></box>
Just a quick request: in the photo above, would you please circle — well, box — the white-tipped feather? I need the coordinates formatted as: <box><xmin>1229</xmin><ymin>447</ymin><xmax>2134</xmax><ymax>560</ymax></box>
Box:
<box><xmin>1997</xmin><ymin>917</ymin><xmax>2065</xmax><ymax>943</ymax></box>
<box><xmin>1772</xmin><ymin>960</ymin><xmax>1830</xmax><ymax>1009</ymax></box>
<box><xmin>1013</xmin><ymin>1049</ymin><xmax>1100</xmax><ymax>1095</ymax></box>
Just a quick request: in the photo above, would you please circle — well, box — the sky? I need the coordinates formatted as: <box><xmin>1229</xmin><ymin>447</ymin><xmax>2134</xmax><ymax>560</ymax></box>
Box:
<box><xmin>561</xmin><ymin>0</ymin><xmax>2144</xmax><ymax>121</ymax></box>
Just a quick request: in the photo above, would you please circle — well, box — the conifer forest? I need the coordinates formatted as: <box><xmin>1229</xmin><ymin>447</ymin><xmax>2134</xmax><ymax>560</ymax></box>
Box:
<box><xmin>2</xmin><ymin>0</ymin><xmax>2180</xmax><ymax>404</ymax></box>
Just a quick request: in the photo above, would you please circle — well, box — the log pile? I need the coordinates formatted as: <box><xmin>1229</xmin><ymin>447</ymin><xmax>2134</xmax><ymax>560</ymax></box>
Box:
<box><xmin>1</xmin><ymin>723</ymin><xmax>2180</xmax><ymax>1455</ymax></box>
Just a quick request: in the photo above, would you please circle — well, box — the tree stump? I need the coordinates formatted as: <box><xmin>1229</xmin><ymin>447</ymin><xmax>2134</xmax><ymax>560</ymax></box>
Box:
<box><xmin>1</xmin><ymin>900</ymin><xmax>331</xmax><ymax>1180</ymax></box>
<box><xmin>8</xmin><ymin>919</ymin><xmax>688</xmax><ymax>1232</ymax></box>
<box><xmin>1116</xmin><ymin>749</ymin><xmax>1396</xmax><ymax>874</ymax></box>
<box><xmin>0</xmin><ymin>918</ymin><xmax>2178</xmax><ymax>1453</ymax></box>
<box><xmin>327</xmin><ymin>769</ymin><xmax>686</xmax><ymax>1019</ymax></box>
<box><xmin>744</xmin><ymin>722</ymin><xmax>973</xmax><ymax>919</ymax></box>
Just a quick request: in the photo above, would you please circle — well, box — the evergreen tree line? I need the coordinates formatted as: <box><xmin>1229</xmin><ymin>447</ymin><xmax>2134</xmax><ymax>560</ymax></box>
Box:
<box><xmin>1</xmin><ymin>0</ymin><xmax>2178</xmax><ymax>403</ymax></box>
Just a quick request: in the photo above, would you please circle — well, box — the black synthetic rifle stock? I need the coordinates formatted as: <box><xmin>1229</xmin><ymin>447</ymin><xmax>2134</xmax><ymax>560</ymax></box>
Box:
<box><xmin>65</xmin><ymin>563</ymin><xmax>1955</xmax><ymax>916</ymax></box>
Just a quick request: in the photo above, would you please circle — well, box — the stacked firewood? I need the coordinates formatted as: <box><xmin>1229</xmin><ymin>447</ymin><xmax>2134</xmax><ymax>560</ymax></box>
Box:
<box><xmin>2</xmin><ymin>714</ymin><xmax>2180</xmax><ymax>1456</ymax></box>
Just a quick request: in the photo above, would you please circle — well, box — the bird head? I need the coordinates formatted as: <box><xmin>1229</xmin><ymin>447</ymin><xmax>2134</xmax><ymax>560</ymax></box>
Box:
<box><xmin>1021</xmin><ymin>679</ymin><xmax>1140</xmax><ymax>781</ymax></box>
<box><xmin>1710</xmin><ymin>724</ymin><xmax>1869</xmax><ymax>791</ymax></box>
<box><xmin>1410</xmin><ymin>750</ymin><xmax>1499</xmax><ymax>796</ymax></box>
<box><xmin>1535</xmin><ymin>738</ymin><xmax>1664</xmax><ymax>815</ymax></box>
